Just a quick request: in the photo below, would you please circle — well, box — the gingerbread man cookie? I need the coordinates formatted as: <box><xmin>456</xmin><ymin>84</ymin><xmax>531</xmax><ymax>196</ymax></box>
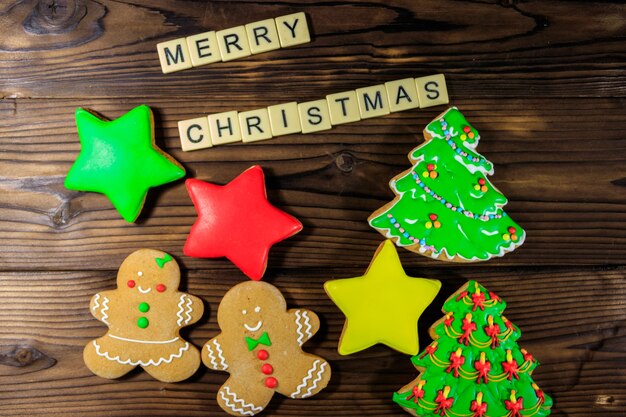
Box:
<box><xmin>84</xmin><ymin>249</ymin><xmax>204</xmax><ymax>382</ymax></box>
<box><xmin>203</xmin><ymin>281</ymin><xmax>331</xmax><ymax>416</ymax></box>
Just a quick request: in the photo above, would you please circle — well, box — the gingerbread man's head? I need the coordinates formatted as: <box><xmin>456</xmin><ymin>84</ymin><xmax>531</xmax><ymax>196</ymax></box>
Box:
<box><xmin>116</xmin><ymin>249</ymin><xmax>180</xmax><ymax>296</ymax></box>
<box><xmin>217</xmin><ymin>281</ymin><xmax>287</xmax><ymax>337</ymax></box>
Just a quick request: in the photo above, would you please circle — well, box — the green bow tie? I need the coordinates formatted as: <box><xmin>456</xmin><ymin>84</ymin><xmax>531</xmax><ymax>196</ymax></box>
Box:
<box><xmin>245</xmin><ymin>332</ymin><xmax>271</xmax><ymax>351</ymax></box>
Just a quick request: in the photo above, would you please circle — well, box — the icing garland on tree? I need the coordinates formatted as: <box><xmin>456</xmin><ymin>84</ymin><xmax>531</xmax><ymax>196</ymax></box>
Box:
<box><xmin>394</xmin><ymin>281</ymin><xmax>552</xmax><ymax>417</ymax></box>
<box><xmin>368</xmin><ymin>107</ymin><xmax>525</xmax><ymax>262</ymax></box>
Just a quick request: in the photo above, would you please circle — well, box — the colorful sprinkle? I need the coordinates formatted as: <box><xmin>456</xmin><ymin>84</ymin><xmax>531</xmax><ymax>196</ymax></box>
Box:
<box><xmin>502</xmin><ymin>233</ymin><xmax>511</xmax><ymax>241</ymax></box>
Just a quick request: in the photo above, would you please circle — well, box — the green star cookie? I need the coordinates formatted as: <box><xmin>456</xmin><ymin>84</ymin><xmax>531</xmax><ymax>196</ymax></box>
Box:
<box><xmin>65</xmin><ymin>105</ymin><xmax>186</xmax><ymax>222</ymax></box>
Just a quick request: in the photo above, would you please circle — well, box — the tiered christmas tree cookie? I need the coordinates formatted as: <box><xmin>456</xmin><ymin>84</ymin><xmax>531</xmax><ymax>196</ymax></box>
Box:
<box><xmin>369</xmin><ymin>108</ymin><xmax>525</xmax><ymax>262</ymax></box>
<box><xmin>394</xmin><ymin>280</ymin><xmax>552</xmax><ymax>417</ymax></box>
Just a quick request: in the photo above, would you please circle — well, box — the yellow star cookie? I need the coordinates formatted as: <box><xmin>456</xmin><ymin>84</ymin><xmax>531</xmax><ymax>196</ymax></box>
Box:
<box><xmin>324</xmin><ymin>240</ymin><xmax>441</xmax><ymax>355</ymax></box>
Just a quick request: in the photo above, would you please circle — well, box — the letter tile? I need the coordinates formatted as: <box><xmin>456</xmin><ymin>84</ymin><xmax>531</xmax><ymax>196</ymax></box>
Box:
<box><xmin>208</xmin><ymin>111</ymin><xmax>242</xmax><ymax>145</ymax></box>
<box><xmin>186</xmin><ymin>31</ymin><xmax>221</xmax><ymax>67</ymax></box>
<box><xmin>356</xmin><ymin>84</ymin><xmax>390</xmax><ymax>119</ymax></box>
<box><xmin>245</xmin><ymin>19</ymin><xmax>281</xmax><ymax>55</ymax></box>
<box><xmin>217</xmin><ymin>26</ymin><xmax>252</xmax><ymax>62</ymax></box>
<box><xmin>298</xmin><ymin>99</ymin><xmax>332</xmax><ymax>134</ymax></box>
<box><xmin>275</xmin><ymin>12</ymin><xmax>311</xmax><ymax>48</ymax></box>
<box><xmin>268</xmin><ymin>102</ymin><xmax>302</xmax><ymax>136</ymax></box>
<box><xmin>239</xmin><ymin>108</ymin><xmax>273</xmax><ymax>143</ymax></box>
<box><xmin>385</xmin><ymin>78</ymin><xmax>420</xmax><ymax>112</ymax></box>
<box><xmin>326</xmin><ymin>91</ymin><xmax>361</xmax><ymax>125</ymax></box>
<box><xmin>415</xmin><ymin>74</ymin><xmax>449</xmax><ymax>108</ymax></box>
<box><xmin>157</xmin><ymin>38</ymin><xmax>193</xmax><ymax>74</ymax></box>
<box><xmin>179</xmin><ymin>117</ymin><xmax>212</xmax><ymax>151</ymax></box>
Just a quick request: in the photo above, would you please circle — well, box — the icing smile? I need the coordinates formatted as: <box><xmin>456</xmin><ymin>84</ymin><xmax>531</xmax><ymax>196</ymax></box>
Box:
<box><xmin>244</xmin><ymin>321</ymin><xmax>263</xmax><ymax>332</ymax></box>
<box><xmin>138</xmin><ymin>286</ymin><xmax>151</xmax><ymax>294</ymax></box>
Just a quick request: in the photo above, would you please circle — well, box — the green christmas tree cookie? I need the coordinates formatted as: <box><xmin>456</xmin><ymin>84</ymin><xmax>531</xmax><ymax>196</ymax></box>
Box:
<box><xmin>394</xmin><ymin>280</ymin><xmax>552</xmax><ymax>417</ymax></box>
<box><xmin>369</xmin><ymin>108</ymin><xmax>525</xmax><ymax>262</ymax></box>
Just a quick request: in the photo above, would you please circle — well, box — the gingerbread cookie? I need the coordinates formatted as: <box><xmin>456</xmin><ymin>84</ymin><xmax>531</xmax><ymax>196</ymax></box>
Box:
<box><xmin>368</xmin><ymin>107</ymin><xmax>525</xmax><ymax>262</ymax></box>
<box><xmin>203</xmin><ymin>281</ymin><xmax>331</xmax><ymax>416</ymax></box>
<box><xmin>84</xmin><ymin>249</ymin><xmax>203</xmax><ymax>382</ymax></box>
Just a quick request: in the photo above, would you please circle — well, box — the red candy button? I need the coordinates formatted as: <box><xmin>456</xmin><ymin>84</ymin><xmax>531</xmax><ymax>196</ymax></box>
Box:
<box><xmin>261</xmin><ymin>364</ymin><xmax>273</xmax><ymax>375</ymax></box>
<box><xmin>463</xmin><ymin>126</ymin><xmax>471</xmax><ymax>133</ymax></box>
<box><xmin>427</xmin><ymin>163</ymin><xmax>435</xmax><ymax>171</ymax></box>
<box><xmin>257</xmin><ymin>349</ymin><xmax>269</xmax><ymax>360</ymax></box>
<box><xmin>478</xmin><ymin>178</ymin><xmax>486</xmax><ymax>185</ymax></box>
<box><xmin>127</xmin><ymin>280</ymin><xmax>136</xmax><ymax>288</ymax></box>
<box><xmin>429</xmin><ymin>214</ymin><xmax>438</xmax><ymax>221</ymax></box>
<box><xmin>156</xmin><ymin>284</ymin><xmax>166</xmax><ymax>292</ymax></box>
<box><xmin>508</xmin><ymin>227</ymin><xmax>516</xmax><ymax>234</ymax></box>
<box><xmin>265</xmin><ymin>377</ymin><xmax>278</xmax><ymax>389</ymax></box>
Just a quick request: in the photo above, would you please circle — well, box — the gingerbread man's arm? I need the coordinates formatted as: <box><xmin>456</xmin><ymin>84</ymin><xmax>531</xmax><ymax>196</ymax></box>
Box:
<box><xmin>289</xmin><ymin>308</ymin><xmax>320</xmax><ymax>347</ymax></box>
<box><xmin>202</xmin><ymin>335</ymin><xmax>230</xmax><ymax>371</ymax></box>
<box><xmin>175</xmin><ymin>293</ymin><xmax>204</xmax><ymax>327</ymax></box>
<box><xmin>89</xmin><ymin>290</ymin><xmax>115</xmax><ymax>324</ymax></box>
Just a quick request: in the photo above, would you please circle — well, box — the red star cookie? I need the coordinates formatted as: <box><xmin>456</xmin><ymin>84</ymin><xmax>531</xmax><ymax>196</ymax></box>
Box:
<box><xmin>184</xmin><ymin>166</ymin><xmax>303</xmax><ymax>280</ymax></box>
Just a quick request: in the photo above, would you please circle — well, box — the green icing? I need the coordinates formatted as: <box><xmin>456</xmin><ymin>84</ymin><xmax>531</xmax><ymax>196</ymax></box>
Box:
<box><xmin>245</xmin><ymin>331</ymin><xmax>271</xmax><ymax>351</ymax></box>
<box><xmin>64</xmin><ymin>105</ymin><xmax>186</xmax><ymax>222</ymax></box>
<box><xmin>156</xmin><ymin>253</ymin><xmax>173</xmax><ymax>268</ymax></box>
<box><xmin>369</xmin><ymin>108</ymin><xmax>525</xmax><ymax>261</ymax></box>
<box><xmin>393</xmin><ymin>281</ymin><xmax>552</xmax><ymax>417</ymax></box>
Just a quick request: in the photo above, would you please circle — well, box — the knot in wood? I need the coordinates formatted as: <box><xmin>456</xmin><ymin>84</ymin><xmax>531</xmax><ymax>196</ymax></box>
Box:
<box><xmin>335</xmin><ymin>152</ymin><xmax>356</xmax><ymax>173</ymax></box>
<box><xmin>24</xmin><ymin>0</ymin><xmax>87</xmax><ymax>35</ymax></box>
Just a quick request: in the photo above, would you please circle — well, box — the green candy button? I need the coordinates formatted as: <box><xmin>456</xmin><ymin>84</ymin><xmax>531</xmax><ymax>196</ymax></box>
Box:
<box><xmin>137</xmin><ymin>317</ymin><xmax>149</xmax><ymax>329</ymax></box>
<box><xmin>138</xmin><ymin>302</ymin><xmax>150</xmax><ymax>313</ymax></box>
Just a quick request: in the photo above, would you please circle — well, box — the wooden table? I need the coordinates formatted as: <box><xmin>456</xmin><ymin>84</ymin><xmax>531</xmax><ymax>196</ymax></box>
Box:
<box><xmin>1</xmin><ymin>1</ymin><xmax>624</xmax><ymax>416</ymax></box>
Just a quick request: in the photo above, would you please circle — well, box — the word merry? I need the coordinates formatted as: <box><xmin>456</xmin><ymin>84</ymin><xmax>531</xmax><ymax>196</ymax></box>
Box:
<box><xmin>178</xmin><ymin>74</ymin><xmax>448</xmax><ymax>151</ymax></box>
<box><xmin>157</xmin><ymin>12</ymin><xmax>310</xmax><ymax>74</ymax></box>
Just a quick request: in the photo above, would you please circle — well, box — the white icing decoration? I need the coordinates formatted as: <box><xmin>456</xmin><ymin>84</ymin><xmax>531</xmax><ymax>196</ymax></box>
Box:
<box><xmin>242</xmin><ymin>310</ymin><xmax>247</xmax><ymax>315</ymax></box>
<box><xmin>184</xmin><ymin>296</ymin><xmax>193</xmax><ymax>325</ymax></box>
<box><xmin>92</xmin><ymin>293</ymin><xmax>100</xmax><ymax>313</ymax></box>
<box><xmin>290</xmin><ymin>360</ymin><xmax>328</xmax><ymax>398</ymax></box>
<box><xmin>404</xmin><ymin>218</ymin><xmax>419</xmax><ymax>225</ymax></box>
<box><xmin>254</xmin><ymin>306</ymin><xmax>261</xmax><ymax>313</ymax></box>
<box><xmin>176</xmin><ymin>294</ymin><xmax>190</xmax><ymax>326</ymax></box>
<box><xmin>205</xmin><ymin>339</ymin><xmax>228</xmax><ymax>370</ymax></box>
<box><xmin>108</xmin><ymin>334</ymin><xmax>179</xmax><ymax>344</ymax></box>
<box><xmin>213</xmin><ymin>339</ymin><xmax>228</xmax><ymax>370</ymax></box>
<box><xmin>137</xmin><ymin>271</ymin><xmax>143</xmax><ymax>277</ymax></box>
<box><xmin>138</xmin><ymin>286</ymin><xmax>151</xmax><ymax>294</ymax></box>
<box><xmin>220</xmin><ymin>386</ymin><xmax>263</xmax><ymax>416</ymax></box>
<box><xmin>93</xmin><ymin>340</ymin><xmax>190</xmax><ymax>366</ymax></box>
<box><xmin>481</xmin><ymin>229</ymin><xmax>499</xmax><ymax>236</ymax></box>
<box><xmin>295</xmin><ymin>310</ymin><xmax>313</xmax><ymax>346</ymax></box>
<box><xmin>243</xmin><ymin>321</ymin><xmax>262</xmax><ymax>332</ymax></box>
<box><xmin>101</xmin><ymin>296</ymin><xmax>110</xmax><ymax>325</ymax></box>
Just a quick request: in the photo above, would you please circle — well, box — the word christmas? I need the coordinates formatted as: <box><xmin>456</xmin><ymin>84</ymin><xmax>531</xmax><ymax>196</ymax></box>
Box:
<box><xmin>157</xmin><ymin>12</ymin><xmax>310</xmax><ymax>74</ymax></box>
<box><xmin>178</xmin><ymin>74</ymin><xmax>449</xmax><ymax>151</ymax></box>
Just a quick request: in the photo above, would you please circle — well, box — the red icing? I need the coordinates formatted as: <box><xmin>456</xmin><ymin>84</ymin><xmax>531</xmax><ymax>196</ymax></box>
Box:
<box><xmin>407</xmin><ymin>385</ymin><xmax>425</xmax><ymax>403</ymax></box>
<box><xmin>434</xmin><ymin>390</ymin><xmax>454</xmax><ymax>415</ymax></box>
<box><xmin>429</xmin><ymin>213</ymin><xmax>438</xmax><ymax>221</ymax></box>
<box><xmin>459</xmin><ymin>317</ymin><xmax>477</xmax><ymax>346</ymax></box>
<box><xmin>261</xmin><ymin>364</ymin><xmax>273</xmax><ymax>375</ymax></box>
<box><xmin>508</xmin><ymin>226</ymin><xmax>517</xmax><ymax>234</ymax></box>
<box><xmin>478</xmin><ymin>178</ymin><xmax>486</xmax><ymax>186</ymax></box>
<box><xmin>156</xmin><ymin>284</ymin><xmax>166</xmax><ymax>292</ymax></box>
<box><xmin>474</xmin><ymin>359</ymin><xmax>491</xmax><ymax>384</ymax></box>
<box><xmin>455</xmin><ymin>291</ymin><xmax>468</xmax><ymax>302</ymax></box>
<box><xmin>463</xmin><ymin>125</ymin><xmax>471</xmax><ymax>133</ymax></box>
<box><xmin>446</xmin><ymin>351</ymin><xmax>465</xmax><ymax>377</ymax></box>
<box><xmin>444</xmin><ymin>315</ymin><xmax>454</xmax><ymax>327</ymax></box>
<box><xmin>505</xmin><ymin>396</ymin><xmax>523</xmax><ymax>417</ymax></box>
<box><xmin>502</xmin><ymin>359</ymin><xmax>520</xmax><ymax>380</ymax></box>
<box><xmin>265</xmin><ymin>376</ymin><xmax>278</xmax><ymax>388</ymax></box>
<box><xmin>470</xmin><ymin>399</ymin><xmax>488</xmax><ymax>417</ymax></box>
<box><xmin>471</xmin><ymin>292</ymin><xmax>486</xmax><ymax>311</ymax></box>
<box><xmin>427</xmin><ymin>163</ymin><xmax>435</xmax><ymax>171</ymax></box>
<box><xmin>127</xmin><ymin>280</ymin><xmax>136</xmax><ymax>288</ymax></box>
<box><xmin>484</xmin><ymin>322</ymin><xmax>501</xmax><ymax>349</ymax></box>
<box><xmin>257</xmin><ymin>349</ymin><xmax>269</xmax><ymax>360</ymax></box>
<box><xmin>184</xmin><ymin>166</ymin><xmax>303</xmax><ymax>281</ymax></box>
<box><xmin>522</xmin><ymin>350</ymin><xmax>534</xmax><ymax>362</ymax></box>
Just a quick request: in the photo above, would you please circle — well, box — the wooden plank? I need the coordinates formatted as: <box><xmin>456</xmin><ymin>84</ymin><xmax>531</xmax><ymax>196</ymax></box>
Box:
<box><xmin>0</xmin><ymin>1</ymin><xmax>624</xmax><ymax>99</ymax></box>
<box><xmin>0</xmin><ymin>266</ymin><xmax>624</xmax><ymax>416</ymax></box>
<box><xmin>0</xmin><ymin>97</ymin><xmax>624</xmax><ymax>270</ymax></box>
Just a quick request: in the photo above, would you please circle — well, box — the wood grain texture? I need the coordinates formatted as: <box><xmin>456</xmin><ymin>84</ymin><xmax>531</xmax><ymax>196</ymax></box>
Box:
<box><xmin>0</xmin><ymin>1</ymin><xmax>625</xmax><ymax>416</ymax></box>
<box><xmin>0</xmin><ymin>0</ymin><xmax>625</xmax><ymax>99</ymax></box>
<box><xmin>0</xmin><ymin>267</ymin><xmax>624</xmax><ymax>416</ymax></box>
<box><xmin>0</xmin><ymin>98</ymin><xmax>625</xmax><ymax>270</ymax></box>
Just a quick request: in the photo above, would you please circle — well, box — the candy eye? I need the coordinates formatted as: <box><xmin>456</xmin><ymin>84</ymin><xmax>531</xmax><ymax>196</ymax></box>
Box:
<box><xmin>137</xmin><ymin>271</ymin><xmax>143</xmax><ymax>277</ymax></box>
<box><xmin>254</xmin><ymin>306</ymin><xmax>261</xmax><ymax>313</ymax></box>
<box><xmin>242</xmin><ymin>310</ymin><xmax>247</xmax><ymax>315</ymax></box>
<box><xmin>156</xmin><ymin>284</ymin><xmax>166</xmax><ymax>293</ymax></box>
<box><xmin>127</xmin><ymin>280</ymin><xmax>136</xmax><ymax>288</ymax></box>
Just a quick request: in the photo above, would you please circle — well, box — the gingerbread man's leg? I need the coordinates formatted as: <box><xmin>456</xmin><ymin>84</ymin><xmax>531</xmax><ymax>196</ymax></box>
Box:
<box><xmin>217</xmin><ymin>377</ymin><xmax>273</xmax><ymax>417</ymax></box>
<box><xmin>278</xmin><ymin>354</ymin><xmax>331</xmax><ymax>399</ymax></box>
<box><xmin>83</xmin><ymin>340</ymin><xmax>135</xmax><ymax>379</ymax></box>
<box><xmin>142</xmin><ymin>343</ymin><xmax>200</xmax><ymax>383</ymax></box>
